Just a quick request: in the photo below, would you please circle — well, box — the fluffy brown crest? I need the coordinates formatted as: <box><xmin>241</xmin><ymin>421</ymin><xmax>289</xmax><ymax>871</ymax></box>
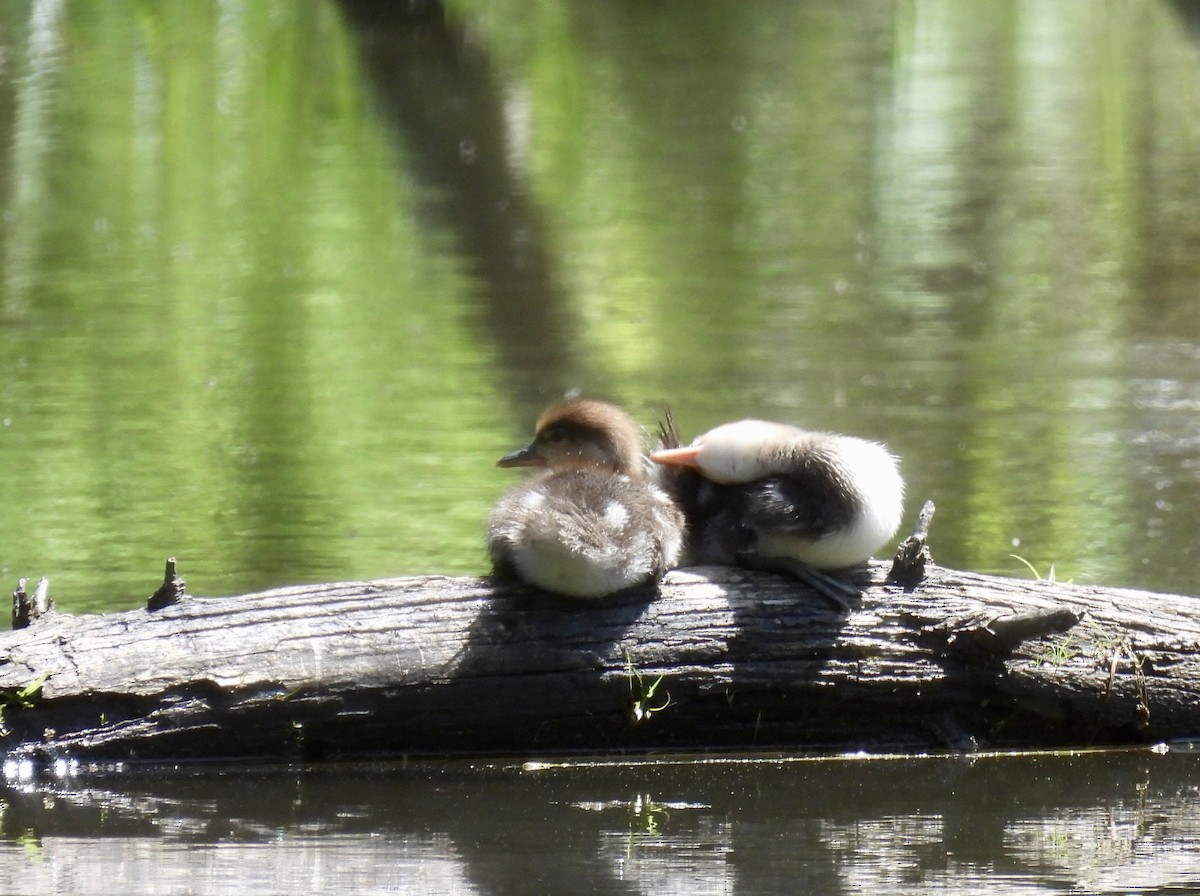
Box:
<box><xmin>527</xmin><ymin>399</ymin><xmax>645</xmax><ymax>476</ymax></box>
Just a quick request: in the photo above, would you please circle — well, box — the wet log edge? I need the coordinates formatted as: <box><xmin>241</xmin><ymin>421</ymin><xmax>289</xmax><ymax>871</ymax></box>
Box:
<box><xmin>0</xmin><ymin>507</ymin><xmax>1198</xmax><ymax>768</ymax></box>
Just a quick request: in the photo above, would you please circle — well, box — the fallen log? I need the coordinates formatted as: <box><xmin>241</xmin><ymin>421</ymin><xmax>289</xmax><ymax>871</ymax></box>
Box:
<box><xmin>1</xmin><ymin>524</ymin><xmax>1199</xmax><ymax>768</ymax></box>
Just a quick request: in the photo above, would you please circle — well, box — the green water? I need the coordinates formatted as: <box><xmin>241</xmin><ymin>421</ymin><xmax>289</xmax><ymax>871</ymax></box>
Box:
<box><xmin>6</xmin><ymin>0</ymin><xmax>1200</xmax><ymax>611</ymax></box>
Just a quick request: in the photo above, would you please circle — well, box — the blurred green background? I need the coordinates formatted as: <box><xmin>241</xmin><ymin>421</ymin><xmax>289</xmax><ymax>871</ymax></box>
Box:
<box><xmin>3</xmin><ymin>0</ymin><xmax>1200</xmax><ymax>611</ymax></box>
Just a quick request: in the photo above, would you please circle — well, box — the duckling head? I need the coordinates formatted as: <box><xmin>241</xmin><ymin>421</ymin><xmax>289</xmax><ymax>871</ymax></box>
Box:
<box><xmin>651</xmin><ymin>417</ymin><xmax>905</xmax><ymax>570</ymax></box>
<box><xmin>497</xmin><ymin>399</ymin><xmax>646</xmax><ymax>477</ymax></box>
<box><xmin>650</xmin><ymin>419</ymin><xmax>801</xmax><ymax>484</ymax></box>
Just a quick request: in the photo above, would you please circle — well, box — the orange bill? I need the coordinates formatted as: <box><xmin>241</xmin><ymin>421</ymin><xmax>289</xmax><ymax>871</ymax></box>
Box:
<box><xmin>649</xmin><ymin>446</ymin><xmax>702</xmax><ymax>468</ymax></box>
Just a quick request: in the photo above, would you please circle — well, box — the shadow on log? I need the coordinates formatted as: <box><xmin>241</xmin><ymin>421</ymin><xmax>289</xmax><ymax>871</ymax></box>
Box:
<box><xmin>2</xmin><ymin>528</ymin><xmax>1200</xmax><ymax>770</ymax></box>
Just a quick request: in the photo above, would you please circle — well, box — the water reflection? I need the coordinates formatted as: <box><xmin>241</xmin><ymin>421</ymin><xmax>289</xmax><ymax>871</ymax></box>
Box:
<box><xmin>0</xmin><ymin>750</ymin><xmax>1196</xmax><ymax>894</ymax></box>
<box><xmin>3</xmin><ymin>0</ymin><xmax>1200</xmax><ymax>603</ymax></box>
<box><xmin>334</xmin><ymin>0</ymin><xmax>577</xmax><ymax>410</ymax></box>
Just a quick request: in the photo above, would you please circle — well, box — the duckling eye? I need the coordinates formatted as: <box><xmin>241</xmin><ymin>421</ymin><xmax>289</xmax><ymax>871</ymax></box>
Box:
<box><xmin>546</xmin><ymin>426</ymin><xmax>568</xmax><ymax>443</ymax></box>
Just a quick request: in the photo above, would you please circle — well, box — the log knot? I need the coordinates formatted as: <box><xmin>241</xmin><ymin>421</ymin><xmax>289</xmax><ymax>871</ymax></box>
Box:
<box><xmin>147</xmin><ymin>559</ymin><xmax>187</xmax><ymax>612</ymax></box>
<box><xmin>12</xmin><ymin>577</ymin><xmax>53</xmax><ymax>630</ymax></box>
<box><xmin>942</xmin><ymin>607</ymin><xmax>1084</xmax><ymax>663</ymax></box>
<box><xmin>888</xmin><ymin>500</ymin><xmax>935</xmax><ymax>591</ymax></box>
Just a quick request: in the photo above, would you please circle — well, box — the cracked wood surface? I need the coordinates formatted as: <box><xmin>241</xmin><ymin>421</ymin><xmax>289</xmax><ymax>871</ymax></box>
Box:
<box><xmin>0</xmin><ymin>561</ymin><xmax>1198</xmax><ymax>765</ymax></box>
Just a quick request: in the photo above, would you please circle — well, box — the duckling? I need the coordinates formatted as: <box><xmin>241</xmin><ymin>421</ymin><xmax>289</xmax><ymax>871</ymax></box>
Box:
<box><xmin>488</xmin><ymin>399</ymin><xmax>685</xmax><ymax>600</ymax></box>
<box><xmin>651</xmin><ymin>416</ymin><xmax>903</xmax><ymax>606</ymax></box>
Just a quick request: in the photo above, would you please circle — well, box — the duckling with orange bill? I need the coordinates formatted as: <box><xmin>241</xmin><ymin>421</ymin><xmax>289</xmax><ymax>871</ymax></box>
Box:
<box><xmin>488</xmin><ymin>399</ymin><xmax>686</xmax><ymax>599</ymax></box>
<box><xmin>651</xmin><ymin>417</ymin><xmax>903</xmax><ymax>606</ymax></box>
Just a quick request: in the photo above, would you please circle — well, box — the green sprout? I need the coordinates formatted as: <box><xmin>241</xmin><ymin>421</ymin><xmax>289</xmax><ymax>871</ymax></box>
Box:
<box><xmin>0</xmin><ymin>672</ymin><xmax>49</xmax><ymax>735</ymax></box>
<box><xmin>626</xmin><ymin>654</ymin><xmax>671</xmax><ymax>723</ymax></box>
<box><xmin>1037</xmin><ymin>634</ymin><xmax>1078</xmax><ymax>666</ymax></box>
<box><xmin>1010</xmin><ymin>554</ymin><xmax>1056</xmax><ymax>583</ymax></box>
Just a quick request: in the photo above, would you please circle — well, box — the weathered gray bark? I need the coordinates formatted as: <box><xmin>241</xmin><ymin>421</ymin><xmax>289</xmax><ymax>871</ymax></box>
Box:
<box><xmin>1</xmin><ymin>547</ymin><xmax>1198</xmax><ymax>768</ymax></box>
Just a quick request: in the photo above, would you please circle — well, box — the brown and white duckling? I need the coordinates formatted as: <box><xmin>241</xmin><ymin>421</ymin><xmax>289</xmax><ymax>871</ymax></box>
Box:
<box><xmin>488</xmin><ymin>399</ymin><xmax>685</xmax><ymax>600</ymax></box>
<box><xmin>651</xmin><ymin>417</ymin><xmax>903</xmax><ymax>605</ymax></box>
